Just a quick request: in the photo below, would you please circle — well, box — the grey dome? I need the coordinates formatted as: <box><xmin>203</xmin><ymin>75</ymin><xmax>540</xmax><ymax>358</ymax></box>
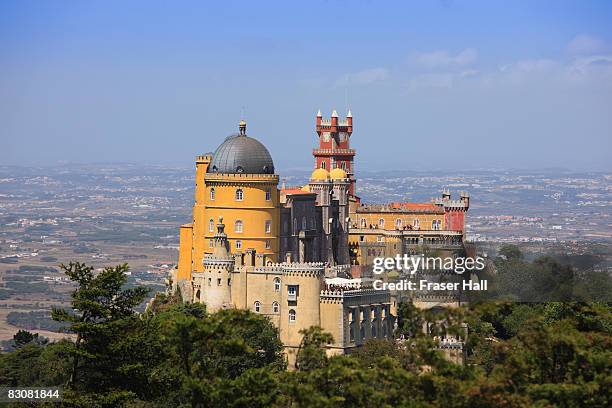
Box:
<box><xmin>208</xmin><ymin>133</ymin><xmax>275</xmax><ymax>174</ymax></box>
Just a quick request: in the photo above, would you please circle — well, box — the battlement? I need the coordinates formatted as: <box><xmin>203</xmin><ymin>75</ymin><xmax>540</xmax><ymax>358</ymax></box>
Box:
<box><xmin>357</xmin><ymin>203</ymin><xmax>443</xmax><ymax>214</ymax></box>
<box><xmin>196</xmin><ymin>154</ymin><xmax>213</xmax><ymax>163</ymax></box>
<box><xmin>204</xmin><ymin>173</ymin><xmax>279</xmax><ymax>183</ymax></box>
<box><xmin>312</xmin><ymin>148</ymin><xmax>355</xmax><ymax>156</ymax></box>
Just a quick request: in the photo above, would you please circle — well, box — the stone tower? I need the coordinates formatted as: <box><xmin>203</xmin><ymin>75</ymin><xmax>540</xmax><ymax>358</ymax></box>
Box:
<box><xmin>195</xmin><ymin>217</ymin><xmax>233</xmax><ymax>312</ymax></box>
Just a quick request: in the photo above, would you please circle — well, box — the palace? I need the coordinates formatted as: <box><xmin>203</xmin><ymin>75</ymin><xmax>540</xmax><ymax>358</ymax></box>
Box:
<box><xmin>171</xmin><ymin>111</ymin><xmax>469</xmax><ymax>365</ymax></box>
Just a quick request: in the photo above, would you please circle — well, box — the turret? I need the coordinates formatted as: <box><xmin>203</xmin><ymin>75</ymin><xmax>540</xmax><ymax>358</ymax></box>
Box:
<box><xmin>442</xmin><ymin>188</ymin><xmax>451</xmax><ymax>201</ymax></box>
<box><xmin>460</xmin><ymin>191</ymin><xmax>470</xmax><ymax>208</ymax></box>
<box><xmin>201</xmin><ymin>217</ymin><xmax>234</xmax><ymax>312</ymax></box>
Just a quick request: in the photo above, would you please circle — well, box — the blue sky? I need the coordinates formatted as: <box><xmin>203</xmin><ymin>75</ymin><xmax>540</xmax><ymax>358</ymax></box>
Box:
<box><xmin>1</xmin><ymin>0</ymin><xmax>611</xmax><ymax>171</ymax></box>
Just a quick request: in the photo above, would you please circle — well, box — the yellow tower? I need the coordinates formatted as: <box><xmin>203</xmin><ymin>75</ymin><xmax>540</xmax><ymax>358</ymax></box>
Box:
<box><xmin>177</xmin><ymin>120</ymin><xmax>280</xmax><ymax>281</ymax></box>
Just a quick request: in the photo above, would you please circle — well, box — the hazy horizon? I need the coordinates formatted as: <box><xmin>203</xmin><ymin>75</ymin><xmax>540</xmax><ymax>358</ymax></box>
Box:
<box><xmin>2</xmin><ymin>1</ymin><xmax>611</xmax><ymax>171</ymax></box>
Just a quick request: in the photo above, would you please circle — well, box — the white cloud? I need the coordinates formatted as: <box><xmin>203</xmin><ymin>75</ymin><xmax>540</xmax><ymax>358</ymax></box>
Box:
<box><xmin>414</xmin><ymin>48</ymin><xmax>478</xmax><ymax>67</ymax></box>
<box><xmin>567</xmin><ymin>34</ymin><xmax>606</xmax><ymax>55</ymax></box>
<box><xmin>335</xmin><ymin>67</ymin><xmax>389</xmax><ymax>87</ymax></box>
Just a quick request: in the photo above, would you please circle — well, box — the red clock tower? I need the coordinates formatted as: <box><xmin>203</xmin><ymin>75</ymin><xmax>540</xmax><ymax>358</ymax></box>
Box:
<box><xmin>313</xmin><ymin>109</ymin><xmax>356</xmax><ymax>196</ymax></box>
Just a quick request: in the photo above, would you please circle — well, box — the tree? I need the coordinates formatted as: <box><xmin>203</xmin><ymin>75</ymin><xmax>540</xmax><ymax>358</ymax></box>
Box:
<box><xmin>295</xmin><ymin>326</ymin><xmax>334</xmax><ymax>371</ymax></box>
<box><xmin>52</xmin><ymin>262</ymin><xmax>149</xmax><ymax>385</ymax></box>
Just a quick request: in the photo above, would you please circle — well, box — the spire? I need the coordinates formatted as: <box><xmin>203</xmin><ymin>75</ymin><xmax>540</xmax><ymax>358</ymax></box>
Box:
<box><xmin>316</xmin><ymin>109</ymin><xmax>322</xmax><ymax>117</ymax></box>
<box><xmin>331</xmin><ymin>109</ymin><xmax>338</xmax><ymax>118</ymax></box>
<box><xmin>347</xmin><ymin>109</ymin><xmax>352</xmax><ymax>118</ymax></box>
<box><xmin>239</xmin><ymin>119</ymin><xmax>246</xmax><ymax>136</ymax></box>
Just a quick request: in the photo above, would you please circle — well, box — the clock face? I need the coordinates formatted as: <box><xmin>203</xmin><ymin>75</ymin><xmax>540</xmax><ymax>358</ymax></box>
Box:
<box><xmin>322</xmin><ymin>132</ymin><xmax>330</xmax><ymax>142</ymax></box>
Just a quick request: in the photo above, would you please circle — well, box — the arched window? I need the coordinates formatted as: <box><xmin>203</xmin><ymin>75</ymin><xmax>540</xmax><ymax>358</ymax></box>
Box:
<box><xmin>272</xmin><ymin>301</ymin><xmax>279</xmax><ymax>314</ymax></box>
<box><xmin>360</xmin><ymin>218</ymin><xmax>366</xmax><ymax>228</ymax></box>
<box><xmin>379</xmin><ymin>218</ymin><xmax>385</xmax><ymax>228</ymax></box>
<box><xmin>413</xmin><ymin>219</ymin><xmax>420</xmax><ymax>229</ymax></box>
<box><xmin>235</xmin><ymin>220</ymin><xmax>243</xmax><ymax>233</ymax></box>
<box><xmin>254</xmin><ymin>301</ymin><xmax>261</xmax><ymax>313</ymax></box>
<box><xmin>235</xmin><ymin>240</ymin><xmax>242</xmax><ymax>249</ymax></box>
<box><xmin>289</xmin><ymin>309</ymin><xmax>296</xmax><ymax>322</ymax></box>
<box><xmin>265</xmin><ymin>239</ymin><xmax>271</xmax><ymax>249</ymax></box>
<box><xmin>274</xmin><ymin>278</ymin><xmax>281</xmax><ymax>292</ymax></box>
<box><xmin>321</xmin><ymin>161</ymin><xmax>326</xmax><ymax>169</ymax></box>
<box><xmin>235</xmin><ymin>188</ymin><xmax>244</xmax><ymax>201</ymax></box>
<box><xmin>265</xmin><ymin>220</ymin><xmax>271</xmax><ymax>234</ymax></box>
<box><xmin>210</xmin><ymin>188</ymin><xmax>215</xmax><ymax>200</ymax></box>
<box><xmin>396</xmin><ymin>218</ymin><xmax>402</xmax><ymax>229</ymax></box>
<box><xmin>209</xmin><ymin>219</ymin><xmax>214</xmax><ymax>232</ymax></box>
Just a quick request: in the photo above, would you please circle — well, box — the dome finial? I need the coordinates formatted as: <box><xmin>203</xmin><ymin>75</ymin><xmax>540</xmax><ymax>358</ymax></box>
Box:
<box><xmin>239</xmin><ymin>119</ymin><xmax>246</xmax><ymax>135</ymax></box>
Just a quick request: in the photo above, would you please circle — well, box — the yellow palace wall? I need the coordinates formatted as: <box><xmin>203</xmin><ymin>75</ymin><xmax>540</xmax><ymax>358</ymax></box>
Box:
<box><xmin>177</xmin><ymin>155</ymin><xmax>280</xmax><ymax>281</ymax></box>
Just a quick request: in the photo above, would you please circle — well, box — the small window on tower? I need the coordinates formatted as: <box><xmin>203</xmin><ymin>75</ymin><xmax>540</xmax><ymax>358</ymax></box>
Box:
<box><xmin>209</xmin><ymin>219</ymin><xmax>214</xmax><ymax>232</ymax></box>
<box><xmin>265</xmin><ymin>239</ymin><xmax>271</xmax><ymax>249</ymax></box>
<box><xmin>379</xmin><ymin>218</ymin><xmax>385</xmax><ymax>228</ymax></box>
<box><xmin>274</xmin><ymin>278</ymin><xmax>281</xmax><ymax>292</ymax></box>
<box><xmin>210</xmin><ymin>188</ymin><xmax>215</xmax><ymax>200</ymax></box>
<box><xmin>235</xmin><ymin>188</ymin><xmax>244</xmax><ymax>201</ymax></box>
<box><xmin>265</xmin><ymin>220</ymin><xmax>271</xmax><ymax>234</ymax></box>
<box><xmin>341</xmin><ymin>162</ymin><xmax>346</xmax><ymax>170</ymax></box>
<box><xmin>289</xmin><ymin>309</ymin><xmax>296</xmax><ymax>323</ymax></box>
<box><xmin>209</xmin><ymin>239</ymin><xmax>213</xmax><ymax>248</ymax></box>
<box><xmin>321</xmin><ymin>161</ymin><xmax>326</xmax><ymax>170</ymax></box>
<box><xmin>254</xmin><ymin>301</ymin><xmax>261</xmax><ymax>313</ymax></box>
<box><xmin>236</xmin><ymin>240</ymin><xmax>242</xmax><ymax>249</ymax></box>
<box><xmin>272</xmin><ymin>302</ymin><xmax>279</xmax><ymax>314</ymax></box>
<box><xmin>265</xmin><ymin>188</ymin><xmax>271</xmax><ymax>201</ymax></box>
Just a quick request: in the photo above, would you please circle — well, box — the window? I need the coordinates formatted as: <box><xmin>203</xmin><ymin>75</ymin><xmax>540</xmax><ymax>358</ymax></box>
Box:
<box><xmin>293</xmin><ymin>218</ymin><xmax>297</xmax><ymax>235</ymax></box>
<box><xmin>302</xmin><ymin>216</ymin><xmax>307</xmax><ymax>230</ymax></box>
<box><xmin>289</xmin><ymin>309</ymin><xmax>296</xmax><ymax>323</ymax></box>
<box><xmin>265</xmin><ymin>220</ymin><xmax>271</xmax><ymax>234</ymax></box>
<box><xmin>210</xmin><ymin>188</ymin><xmax>215</xmax><ymax>200</ymax></box>
<box><xmin>265</xmin><ymin>188</ymin><xmax>271</xmax><ymax>201</ymax></box>
<box><xmin>208</xmin><ymin>278</ymin><xmax>211</xmax><ymax>286</ymax></box>
<box><xmin>274</xmin><ymin>278</ymin><xmax>281</xmax><ymax>292</ymax></box>
<box><xmin>209</xmin><ymin>239</ymin><xmax>213</xmax><ymax>248</ymax></box>
<box><xmin>321</xmin><ymin>161</ymin><xmax>326</xmax><ymax>169</ymax></box>
<box><xmin>413</xmin><ymin>219</ymin><xmax>420</xmax><ymax>229</ymax></box>
<box><xmin>236</xmin><ymin>240</ymin><xmax>242</xmax><ymax>249</ymax></box>
<box><xmin>265</xmin><ymin>239</ymin><xmax>271</xmax><ymax>249</ymax></box>
<box><xmin>379</xmin><ymin>218</ymin><xmax>385</xmax><ymax>228</ymax></box>
<box><xmin>396</xmin><ymin>218</ymin><xmax>402</xmax><ymax>229</ymax></box>
<box><xmin>288</xmin><ymin>285</ymin><xmax>297</xmax><ymax>301</ymax></box>
<box><xmin>209</xmin><ymin>219</ymin><xmax>214</xmax><ymax>232</ymax></box>
<box><xmin>227</xmin><ymin>278</ymin><xmax>231</xmax><ymax>286</ymax></box>
<box><xmin>340</xmin><ymin>162</ymin><xmax>346</xmax><ymax>170</ymax></box>
<box><xmin>361</xmin><ymin>218</ymin><xmax>366</xmax><ymax>228</ymax></box>
<box><xmin>235</xmin><ymin>220</ymin><xmax>243</xmax><ymax>233</ymax></box>
<box><xmin>359</xmin><ymin>235</ymin><xmax>365</xmax><ymax>242</ymax></box>
<box><xmin>272</xmin><ymin>302</ymin><xmax>279</xmax><ymax>314</ymax></box>
<box><xmin>235</xmin><ymin>188</ymin><xmax>244</xmax><ymax>201</ymax></box>
<box><xmin>432</xmin><ymin>220</ymin><xmax>441</xmax><ymax>230</ymax></box>
<box><xmin>217</xmin><ymin>278</ymin><xmax>221</xmax><ymax>286</ymax></box>
<box><xmin>254</xmin><ymin>301</ymin><xmax>261</xmax><ymax>313</ymax></box>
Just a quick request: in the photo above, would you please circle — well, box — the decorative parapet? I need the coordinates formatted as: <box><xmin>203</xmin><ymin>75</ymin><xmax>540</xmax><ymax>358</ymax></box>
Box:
<box><xmin>313</xmin><ymin>148</ymin><xmax>356</xmax><ymax>156</ymax></box>
<box><xmin>357</xmin><ymin>204</ymin><xmax>443</xmax><ymax>214</ymax></box>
